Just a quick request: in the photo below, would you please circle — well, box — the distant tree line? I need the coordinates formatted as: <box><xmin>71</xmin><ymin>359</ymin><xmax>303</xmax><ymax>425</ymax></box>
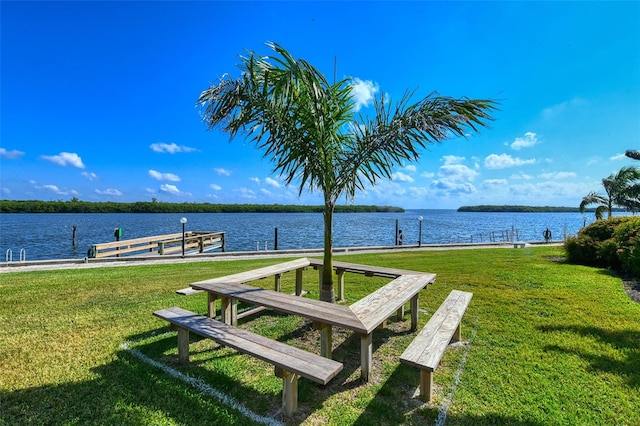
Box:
<box><xmin>0</xmin><ymin>199</ymin><xmax>404</xmax><ymax>214</ymax></box>
<box><xmin>457</xmin><ymin>205</ymin><xmax>621</xmax><ymax>213</ymax></box>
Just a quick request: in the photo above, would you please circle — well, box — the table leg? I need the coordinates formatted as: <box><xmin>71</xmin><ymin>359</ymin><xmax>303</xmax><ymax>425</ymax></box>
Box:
<box><xmin>397</xmin><ymin>304</ymin><xmax>405</xmax><ymax>321</ymax></box>
<box><xmin>274</xmin><ymin>273</ymin><xmax>282</xmax><ymax>292</ymax></box>
<box><xmin>360</xmin><ymin>333</ymin><xmax>372</xmax><ymax>382</ymax></box>
<box><xmin>207</xmin><ymin>293</ymin><xmax>217</xmax><ymax>319</ymax></box>
<box><xmin>337</xmin><ymin>269</ymin><xmax>345</xmax><ymax>302</ymax></box>
<box><xmin>295</xmin><ymin>268</ymin><xmax>303</xmax><ymax>296</ymax></box>
<box><xmin>314</xmin><ymin>322</ymin><xmax>333</xmax><ymax>359</ymax></box>
<box><xmin>221</xmin><ymin>296</ymin><xmax>238</xmax><ymax>326</ymax></box>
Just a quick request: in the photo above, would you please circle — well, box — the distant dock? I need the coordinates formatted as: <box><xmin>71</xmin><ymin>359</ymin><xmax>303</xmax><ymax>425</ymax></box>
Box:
<box><xmin>87</xmin><ymin>231</ymin><xmax>226</xmax><ymax>258</ymax></box>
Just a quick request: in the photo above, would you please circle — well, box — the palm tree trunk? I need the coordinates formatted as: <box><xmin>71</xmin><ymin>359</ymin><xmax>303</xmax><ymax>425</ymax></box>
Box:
<box><xmin>320</xmin><ymin>202</ymin><xmax>335</xmax><ymax>303</ymax></box>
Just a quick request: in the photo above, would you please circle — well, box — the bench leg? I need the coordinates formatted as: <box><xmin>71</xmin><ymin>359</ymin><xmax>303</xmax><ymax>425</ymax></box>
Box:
<box><xmin>277</xmin><ymin>369</ymin><xmax>299</xmax><ymax>416</ymax></box>
<box><xmin>207</xmin><ymin>293</ymin><xmax>218</xmax><ymax>319</ymax></box>
<box><xmin>453</xmin><ymin>322</ymin><xmax>462</xmax><ymax>342</ymax></box>
<box><xmin>419</xmin><ymin>369</ymin><xmax>434</xmax><ymax>402</ymax></box>
<box><xmin>177</xmin><ymin>328</ymin><xmax>189</xmax><ymax>363</ymax></box>
<box><xmin>360</xmin><ymin>333</ymin><xmax>373</xmax><ymax>382</ymax></box>
<box><xmin>410</xmin><ymin>295</ymin><xmax>419</xmax><ymax>331</ymax></box>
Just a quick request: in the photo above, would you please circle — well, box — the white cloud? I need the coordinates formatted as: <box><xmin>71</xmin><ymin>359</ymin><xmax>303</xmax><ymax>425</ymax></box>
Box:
<box><xmin>539</xmin><ymin>171</ymin><xmax>576</xmax><ymax>180</ymax></box>
<box><xmin>264</xmin><ymin>177</ymin><xmax>281</xmax><ymax>188</ymax></box>
<box><xmin>250</xmin><ymin>177</ymin><xmax>260</xmax><ymax>184</ymax></box>
<box><xmin>159</xmin><ymin>184</ymin><xmax>180</xmax><ymax>195</ymax></box>
<box><xmin>484</xmin><ymin>153</ymin><xmax>536</xmax><ymax>169</ymax></box>
<box><xmin>150</xmin><ymin>142</ymin><xmax>197</xmax><ymax>153</ymax></box>
<box><xmin>438</xmin><ymin>164</ymin><xmax>479</xmax><ymax>182</ymax></box>
<box><xmin>237</xmin><ymin>187</ymin><xmax>256</xmax><ymax>199</ymax></box>
<box><xmin>215</xmin><ymin>167</ymin><xmax>232</xmax><ymax>176</ymax></box>
<box><xmin>209</xmin><ymin>184</ymin><xmax>222</xmax><ymax>191</ymax></box>
<box><xmin>41</xmin><ymin>152</ymin><xmax>85</xmax><ymax>168</ymax></box>
<box><xmin>442</xmin><ymin>155</ymin><xmax>465</xmax><ymax>165</ymax></box>
<box><xmin>81</xmin><ymin>171</ymin><xmax>98</xmax><ymax>181</ymax></box>
<box><xmin>42</xmin><ymin>184</ymin><xmax>65</xmax><ymax>194</ymax></box>
<box><xmin>392</xmin><ymin>171</ymin><xmax>415</xmax><ymax>183</ymax></box>
<box><xmin>95</xmin><ymin>188</ymin><xmax>122</xmax><ymax>196</ymax></box>
<box><xmin>0</xmin><ymin>148</ymin><xmax>25</xmax><ymax>159</ymax></box>
<box><xmin>510</xmin><ymin>173</ymin><xmax>534</xmax><ymax>180</ymax></box>
<box><xmin>427</xmin><ymin>162</ymin><xmax>479</xmax><ymax>196</ymax></box>
<box><xmin>421</xmin><ymin>171</ymin><xmax>435</xmax><ymax>179</ymax></box>
<box><xmin>431</xmin><ymin>180</ymin><xmax>476</xmax><ymax>194</ymax></box>
<box><xmin>610</xmin><ymin>153</ymin><xmax>628</xmax><ymax>161</ymax></box>
<box><xmin>350</xmin><ymin>77</ymin><xmax>379</xmax><ymax>112</ymax></box>
<box><xmin>586</xmin><ymin>157</ymin><xmax>601</xmax><ymax>166</ymax></box>
<box><xmin>481</xmin><ymin>179</ymin><xmax>508</xmax><ymax>188</ymax></box>
<box><xmin>510</xmin><ymin>132</ymin><xmax>539</xmax><ymax>150</ymax></box>
<box><xmin>1</xmin><ymin>187</ymin><xmax>10</xmax><ymax>195</ymax></box>
<box><xmin>36</xmin><ymin>185</ymin><xmax>78</xmax><ymax>195</ymax></box>
<box><xmin>404</xmin><ymin>164</ymin><xmax>417</xmax><ymax>172</ymax></box>
<box><xmin>148</xmin><ymin>169</ymin><xmax>180</xmax><ymax>182</ymax></box>
<box><xmin>542</xmin><ymin>98</ymin><xmax>587</xmax><ymax>120</ymax></box>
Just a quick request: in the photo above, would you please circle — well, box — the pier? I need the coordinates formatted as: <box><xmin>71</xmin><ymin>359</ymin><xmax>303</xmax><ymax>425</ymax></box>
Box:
<box><xmin>87</xmin><ymin>231</ymin><xmax>225</xmax><ymax>258</ymax></box>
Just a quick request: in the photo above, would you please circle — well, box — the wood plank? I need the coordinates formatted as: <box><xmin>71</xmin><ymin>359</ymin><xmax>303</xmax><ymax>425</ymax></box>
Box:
<box><xmin>154</xmin><ymin>307</ymin><xmax>343</xmax><ymax>384</ymax></box>
<box><xmin>191</xmin><ymin>281</ymin><xmax>365</xmax><ymax>332</ymax></box>
<box><xmin>350</xmin><ymin>274</ymin><xmax>436</xmax><ymax>332</ymax></box>
<box><xmin>308</xmin><ymin>258</ymin><xmax>424</xmax><ymax>278</ymax></box>
<box><xmin>191</xmin><ymin>258</ymin><xmax>312</xmax><ymax>286</ymax></box>
<box><xmin>400</xmin><ymin>290</ymin><xmax>472</xmax><ymax>371</ymax></box>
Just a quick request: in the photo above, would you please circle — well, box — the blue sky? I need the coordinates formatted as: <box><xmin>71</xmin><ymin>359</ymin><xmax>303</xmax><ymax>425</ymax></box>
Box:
<box><xmin>2</xmin><ymin>1</ymin><xmax>639</xmax><ymax>209</ymax></box>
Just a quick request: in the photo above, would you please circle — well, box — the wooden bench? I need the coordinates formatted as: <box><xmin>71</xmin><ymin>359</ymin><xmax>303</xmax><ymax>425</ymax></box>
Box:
<box><xmin>400</xmin><ymin>290</ymin><xmax>472</xmax><ymax>402</ymax></box>
<box><xmin>153</xmin><ymin>306</ymin><xmax>343</xmax><ymax>416</ymax></box>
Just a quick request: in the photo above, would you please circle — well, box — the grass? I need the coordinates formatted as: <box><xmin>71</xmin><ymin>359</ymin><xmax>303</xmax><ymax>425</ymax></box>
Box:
<box><xmin>1</xmin><ymin>246</ymin><xmax>639</xmax><ymax>425</ymax></box>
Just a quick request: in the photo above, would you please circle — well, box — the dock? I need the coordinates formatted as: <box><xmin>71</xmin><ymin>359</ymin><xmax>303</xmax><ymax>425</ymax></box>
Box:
<box><xmin>87</xmin><ymin>231</ymin><xmax>225</xmax><ymax>258</ymax></box>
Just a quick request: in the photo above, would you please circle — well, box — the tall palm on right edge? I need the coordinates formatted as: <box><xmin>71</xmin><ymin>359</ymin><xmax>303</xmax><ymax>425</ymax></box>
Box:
<box><xmin>580</xmin><ymin>166</ymin><xmax>640</xmax><ymax>219</ymax></box>
<box><xmin>199</xmin><ymin>42</ymin><xmax>497</xmax><ymax>303</ymax></box>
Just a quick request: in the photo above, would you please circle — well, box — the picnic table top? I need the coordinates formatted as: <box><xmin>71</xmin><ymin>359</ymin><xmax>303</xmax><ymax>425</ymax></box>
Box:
<box><xmin>350</xmin><ymin>273</ymin><xmax>436</xmax><ymax>332</ymax></box>
<box><xmin>190</xmin><ymin>271</ymin><xmax>436</xmax><ymax>334</ymax></box>
<box><xmin>190</xmin><ymin>280</ymin><xmax>367</xmax><ymax>333</ymax></box>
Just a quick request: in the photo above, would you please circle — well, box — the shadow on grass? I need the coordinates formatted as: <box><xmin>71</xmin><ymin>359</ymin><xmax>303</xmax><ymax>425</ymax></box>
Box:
<box><xmin>538</xmin><ymin>324</ymin><xmax>640</xmax><ymax>388</ymax></box>
<box><xmin>0</xmin><ymin>347</ymin><xmax>254</xmax><ymax>425</ymax></box>
<box><xmin>350</xmin><ymin>362</ymin><xmax>548</xmax><ymax>426</ymax></box>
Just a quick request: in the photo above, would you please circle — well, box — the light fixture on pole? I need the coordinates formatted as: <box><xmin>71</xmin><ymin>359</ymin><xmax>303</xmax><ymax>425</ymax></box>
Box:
<box><xmin>418</xmin><ymin>216</ymin><xmax>423</xmax><ymax>247</ymax></box>
<box><xmin>180</xmin><ymin>217</ymin><xmax>187</xmax><ymax>257</ymax></box>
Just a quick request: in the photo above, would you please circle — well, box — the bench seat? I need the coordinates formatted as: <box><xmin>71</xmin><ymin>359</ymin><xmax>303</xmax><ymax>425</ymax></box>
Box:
<box><xmin>400</xmin><ymin>290</ymin><xmax>472</xmax><ymax>402</ymax></box>
<box><xmin>154</xmin><ymin>306</ymin><xmax>343</xmax><ymax>416</ymax></box>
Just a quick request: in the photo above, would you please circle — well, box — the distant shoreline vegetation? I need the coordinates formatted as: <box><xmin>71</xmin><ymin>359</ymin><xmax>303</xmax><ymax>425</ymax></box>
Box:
<box><xmin>0</xmin><ymin>200</ymin><xmax>404</xmax><ymax>214</ymax></box>
<box><xmin>457</xmin><ymin>205</ymin><xmax>626</xmax><ymax>213</ymax></box>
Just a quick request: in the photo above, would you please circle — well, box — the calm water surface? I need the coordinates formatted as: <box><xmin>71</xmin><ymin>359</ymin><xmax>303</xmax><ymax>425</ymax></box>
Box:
<box><xmin>0</xmin><ymin>209</ymin><xmax>611</xmax><ymax>261</ymax></box>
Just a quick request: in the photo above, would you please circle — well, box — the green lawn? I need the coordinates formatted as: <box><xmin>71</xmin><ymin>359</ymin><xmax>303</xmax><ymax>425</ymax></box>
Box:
<box><xmin>1</xmin><ymin>246</ymin><xmax>639</xmax><ymax>425</ymax></box>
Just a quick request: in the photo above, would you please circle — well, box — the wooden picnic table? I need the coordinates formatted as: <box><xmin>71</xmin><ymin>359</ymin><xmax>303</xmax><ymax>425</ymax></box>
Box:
<box><xmin>190</xmin><ymin>271</ymin><xmax>436</xmax><ymax>381</ymax></box>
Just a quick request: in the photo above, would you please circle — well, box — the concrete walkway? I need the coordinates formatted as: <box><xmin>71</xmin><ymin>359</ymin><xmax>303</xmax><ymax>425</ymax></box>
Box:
<box><xmin>0</xmin><ymin>241</ymin><xmax>562</xmax><ymax>273</ymax></box>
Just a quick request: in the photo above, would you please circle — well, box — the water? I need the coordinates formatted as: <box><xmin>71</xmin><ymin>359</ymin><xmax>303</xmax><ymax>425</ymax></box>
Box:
<box><xmin>0</xmin><ymin>210</ymin><xmax>615</xmax><ymax>261</ymax></box>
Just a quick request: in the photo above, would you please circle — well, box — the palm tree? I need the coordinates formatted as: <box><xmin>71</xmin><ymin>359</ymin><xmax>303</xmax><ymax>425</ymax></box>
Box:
<box><xmin>198</xmin><ymin>42</ymin><xmax>497</xmax><ymax>303</ymax></box>
<box><xmin>580</xmin><ymin>166</ymin><xmax>640</xmax><ymax>219</ymax></box>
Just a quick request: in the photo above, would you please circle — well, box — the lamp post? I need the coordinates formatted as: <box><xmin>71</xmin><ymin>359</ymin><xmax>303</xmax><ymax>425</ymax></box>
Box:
<box><xmin>180</xmin><ymin>217</ymin><xmax>187</xmax><ymax>257</ymax></box>
<box><xmin>418</xmin><ymin>216</ymin><xmax>423</xmax><ymax>247</ymax></box>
